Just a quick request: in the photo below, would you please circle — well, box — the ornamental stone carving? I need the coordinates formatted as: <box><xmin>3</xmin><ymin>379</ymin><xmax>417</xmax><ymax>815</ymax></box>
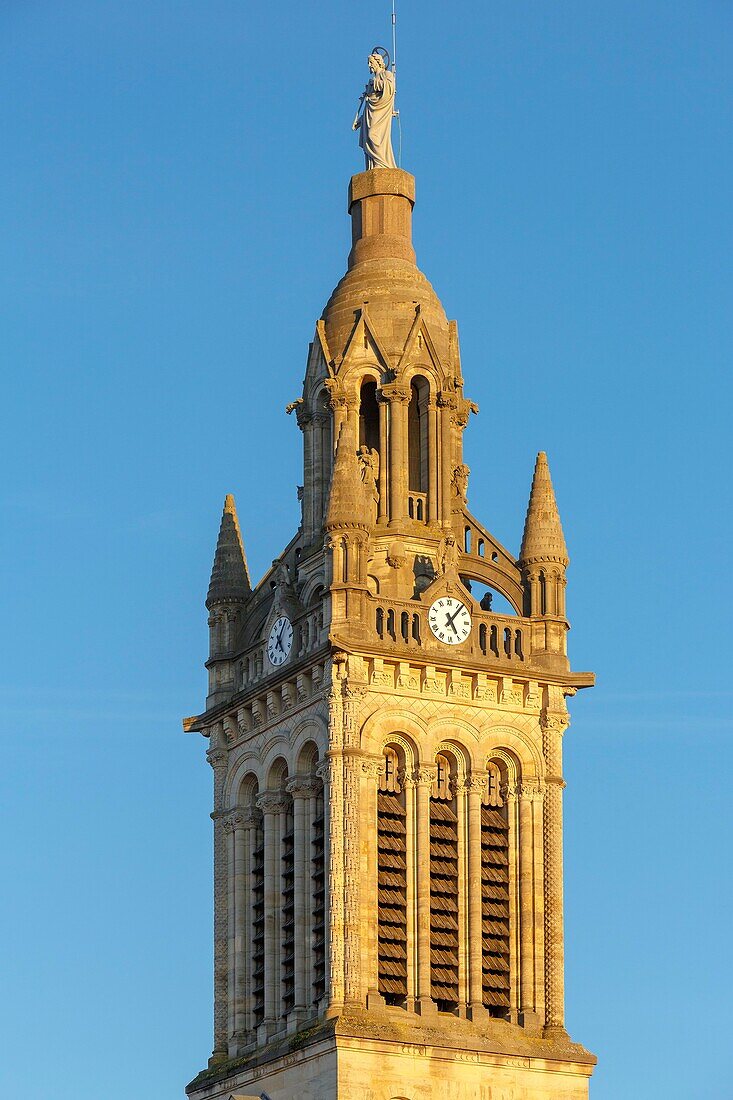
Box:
<box><xmin>255</xmin><ymin>791</ymin><xmax>290</xmax><ymax>815</ymax></box>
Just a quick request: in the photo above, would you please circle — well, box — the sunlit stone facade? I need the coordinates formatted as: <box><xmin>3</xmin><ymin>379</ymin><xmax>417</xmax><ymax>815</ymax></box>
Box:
<box><xmin>183</xmin><ymin>166</ymin><xmax>595</xmax><ymax>1100</ymax></box>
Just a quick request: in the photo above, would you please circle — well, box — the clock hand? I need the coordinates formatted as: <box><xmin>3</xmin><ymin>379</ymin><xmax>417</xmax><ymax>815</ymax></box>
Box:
<box><xmin>445</xmin><ymin>603</ymin><xmax>465</xmax><ymax>629</ymax></box>
<box><xmin>445</xmin><ymin>613</ymin><xmax>459</xmax><ymax>636</ymax></box>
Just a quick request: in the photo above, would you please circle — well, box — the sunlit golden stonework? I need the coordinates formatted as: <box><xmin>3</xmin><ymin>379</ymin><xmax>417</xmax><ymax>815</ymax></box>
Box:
<box><xmin>183</xmin><ymin>166</ymin><xmax>595</xmax><ymax>1099</ymax></box>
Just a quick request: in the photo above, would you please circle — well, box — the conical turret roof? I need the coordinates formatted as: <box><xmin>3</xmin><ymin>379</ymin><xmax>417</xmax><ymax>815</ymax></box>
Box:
<box><xmin>206</xmin><ymin>494</ymin><xmax>251</xmax><ymax>607</ymax></box>
<box><xmin>519</xmin><ymin>453</ymin><xmax>569</xmax><ymax>566</ymax></box>
<box><xmin>324</xmin><ymin>422</ymin><xmax>370</xmax><ymax>531</ymax></box>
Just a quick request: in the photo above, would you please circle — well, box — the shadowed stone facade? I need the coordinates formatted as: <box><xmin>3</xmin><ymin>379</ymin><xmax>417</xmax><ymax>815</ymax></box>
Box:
<box><xmin>183</xmin><ymin>164</ymin><xmax>595</xmax><ymax>1099</ymax></box>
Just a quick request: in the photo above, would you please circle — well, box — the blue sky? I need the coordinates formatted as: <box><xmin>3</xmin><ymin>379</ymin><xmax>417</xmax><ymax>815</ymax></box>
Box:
<box><xmin>1</xmin><ymin>3</ymin><xmax>731</xmax><ymax>1097</ymax></box>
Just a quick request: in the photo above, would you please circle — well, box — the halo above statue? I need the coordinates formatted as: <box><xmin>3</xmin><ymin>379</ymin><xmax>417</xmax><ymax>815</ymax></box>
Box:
<box><xmin>370</xmin><ymin>45</ymin><xmax>391</xmax><ymax>71</ymax></box>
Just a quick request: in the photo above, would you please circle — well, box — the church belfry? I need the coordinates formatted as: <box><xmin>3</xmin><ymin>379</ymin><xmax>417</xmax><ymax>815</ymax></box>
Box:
<box><xmin>184</xmin><ymin>56</ymin><xmax>595</xmax><ymax>1100</ymax></box>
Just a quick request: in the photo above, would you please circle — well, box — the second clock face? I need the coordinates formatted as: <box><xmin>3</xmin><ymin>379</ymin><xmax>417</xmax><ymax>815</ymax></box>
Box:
<box><xmin>267</xmin><ymin>616</ymin><xmax>293</xmax><ymax>666</ymax></box>
<box><xmin>428</xmin><ymin>596</ymin><xmax>472</xmax><ymax>645</ymax></box>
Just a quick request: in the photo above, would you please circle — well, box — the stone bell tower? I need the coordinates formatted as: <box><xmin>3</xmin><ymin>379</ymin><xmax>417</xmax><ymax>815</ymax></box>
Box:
<box><xmin>183</xmin><ymin>164</ymin><xmax>596</xmax><ymax>1099</ymax></box>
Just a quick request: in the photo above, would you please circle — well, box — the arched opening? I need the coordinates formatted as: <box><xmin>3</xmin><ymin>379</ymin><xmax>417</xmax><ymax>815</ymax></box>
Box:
<box><xmin>407</xmin><ymin>377</ymin><xmax>430</xmax><ymax>493</ymax></box>
<box><xmin>266</xmin><ymin>758</ymin><xmax>295</xmax><ymax>1020</ymax></box>
<box><xmin>295</xmin><ymin>741</ymin><xmax>325</xmax><ymax>1009</ymax></box>
<box><xmin>359</xmin><ymin>379</ymin><xmax>380</xmax><ymax>453</ymax></box>
<box><xmin>377</xmin><ymin>744</ymin><xmax>408</xmax><ymax>1006</ymax></box>
<box><xmin>430</xmin><ymin>750</ymin><xmax>459</xmax><ymax>1012</ymax></box>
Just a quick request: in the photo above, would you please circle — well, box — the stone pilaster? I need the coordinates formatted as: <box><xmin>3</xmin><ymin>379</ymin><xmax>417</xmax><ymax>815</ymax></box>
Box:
<box><xmin>207</xmin><ymin>739</ymin><xmax>229</xmax><ymax>1064</ymax></box>
<box><xmin>518</xmin><ymin>781</ymin><xmax>543</xmax><ymax>1030</ymax></box>
<box><xmin>462</xmin><ymin>774</ymin><xmax>487</xmax><ymax>1020</ymax></box>
<box><xmin>256</xmin><ymin>790</ymin><xmax>290</xmax><ymax>1039</ymax></box>
<box><xmin>286</xmin><ymin>776</ymin><xmax>322</xmax><ymax>1028</ymax></box>
<box><xmin>411</xmin><ymin>765</ymin><xmax>437</xmax><ymax>1014</ymax></box>
<box><xmin>541</xmin><ymin>710</ymin><xmax>569</xmax><ymax>1038</ymax></box>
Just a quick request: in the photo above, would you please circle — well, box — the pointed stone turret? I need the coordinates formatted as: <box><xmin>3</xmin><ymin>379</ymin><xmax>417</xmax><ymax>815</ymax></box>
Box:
<box><xmin>324</xmin><ymin>423</ymin><xmax>371</xmax><ymax>532</ymax></box>
<box><xmin>206</xmin><ymin>494</ymin><xmax>251</xmax><ymax>608</ymax></box>
<box><xmin>519</xmin><ymin>452</ymin><xmax>569</xmax><ymax>567</ymax></box>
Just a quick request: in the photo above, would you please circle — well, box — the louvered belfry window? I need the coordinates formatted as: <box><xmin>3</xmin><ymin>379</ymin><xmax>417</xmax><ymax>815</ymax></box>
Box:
<box><xmin>377</xmin><ymin>747</ymin><xmax>408</xmax><ymax>1004</ymax></box>
<box><xmin>251</xmin><ymin>814</ymin><xmax>265</xmax><ymax>1028</ymax></box>
<box><xmin>311</xmin><ymin>785</ymin><xmax>326</xmax><ymax>1006</ymax></box>
<box><xmin>281</xmin><ymin>797</ymin><xmax>295</xmax><ymax>1017</ymax></box>
<box><xmin>430</xmin><ymin>752</ymin><xmax>459</xmax><ymax>1010</ymax></box>
<box><xmin>481</xmin><ymin>762</ymin><xmax>510</xmax><ymax>1015</ymax></box>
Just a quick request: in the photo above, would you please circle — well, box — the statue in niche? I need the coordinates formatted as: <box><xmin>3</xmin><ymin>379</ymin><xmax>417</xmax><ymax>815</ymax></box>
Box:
<box><xmin>352</xmin><ymin>48</ymin><xmax>396</xmax><ymax>170</ymax></box>
<box><xmin>451</xmin><ymin>463</ymin><xmax>470</xmax><ymax>501</ymax></box>
<box><xmin>437</xmin><ymin>533</ymin><xmax>460</xmax><ymax>576</ymax></box>
<box><xmin>357</xmin><ymin>446</ymin><xmax>379</xmax><ymax>520</ymax></box>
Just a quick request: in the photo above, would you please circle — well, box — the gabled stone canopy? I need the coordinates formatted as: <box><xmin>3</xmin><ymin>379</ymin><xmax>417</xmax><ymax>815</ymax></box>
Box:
<box><xmin>324</xmin><ymin>422</ymin><xmax>371</xmax><ymax>531</ymax></box>
<box><xmin>519</xmin><ymin>452</ymin><xmax>569</xmax><ymax>566</ymax></box>
<box><xmin>206</xmin><ymin>494</ymin><xmax>251</xmax><ymax>608</ymax></box>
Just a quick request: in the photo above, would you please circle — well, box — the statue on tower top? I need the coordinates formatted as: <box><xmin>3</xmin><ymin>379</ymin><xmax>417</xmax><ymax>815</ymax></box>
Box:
<box><xmin>352</xmin><ymin>48</ymin><xmax>397</xmax><ymax>170</ymax></box>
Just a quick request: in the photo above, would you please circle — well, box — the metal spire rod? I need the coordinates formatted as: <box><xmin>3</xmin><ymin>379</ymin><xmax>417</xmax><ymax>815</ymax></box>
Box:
<box><xmin>391</xmin><ymin>0</ymin><xmax>402</xmax><ymax>166</ymax></box>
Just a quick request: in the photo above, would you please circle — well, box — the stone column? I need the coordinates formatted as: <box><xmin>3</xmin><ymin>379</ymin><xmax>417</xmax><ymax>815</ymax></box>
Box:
<box><xmin>518</xmin><ymin>781</ymin><xmax>543</xmax><ymax>1029</ymax></box>
<box><xmin>286</xmin><ymin>776</ymin><xmax>321</xmax><ymax>1029</ymax></box>
<box><xmin>427</xmin><ymin>398</ymin><xmax>439</xmax><ymax>523</ymax></box>
<box><xmin>383</xmin><ymin>383</ymin><xmax>410</xmax><ymax>527</ymax></box>
<box><xmin>223</xmin><ymin>807</ymin><xmax>260</xmax><ymax>1049</ymax></box>
<box><xmin>362</xmin><ymin>758</ymin><xmax>383</xmax><ymax>1006</ymax></box>
<box><xmin>316</xmin><ymin>756</ymin><xmax>336</xmax><ymax>1010</ymax></box>
<box><xmin>541</xmin><ymin>711</ymin><xmax>569</xmax><ymax>1038</ymax></box>
<box><xmin>438</xmin><ymin>393</ymin><xmax>454</xmax><ymax>523</ymax></box>
<box><xmin>413</xmin><ymin>765</ymin><xmax>437</xmax><ymax>1014</ymax></box>
<box><xmin>463</xmin><ymin>775</ymin><xmax>487</xmax><ymax>1020</ymax></box>
<box><xmin>256</xmin><ymin>791</ymin><xmax>289</xmax><ymax>1038</ymax></box>
<box><xmin>207</xmin><ymin>740</ymin><xmax>229</xmax><ymax>1065</ymax></box>
<box><xmin>377</xmin><ymin>390</ymin><xmax>389</xmax><ymax>523</ymax></box>
<box><xmin>456</xmin><ymin>777</ymin><xmax>469</xmax><ymax>1013</ymax></box>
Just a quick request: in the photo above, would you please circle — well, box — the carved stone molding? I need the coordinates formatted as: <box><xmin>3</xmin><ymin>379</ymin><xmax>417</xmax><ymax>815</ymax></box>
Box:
<box><xmin>361</xmin><ymin>757</ymin><xmax>383</xmax><ymax>780</ymax></box>
<box><xmin>540</xmin><ymin>709</ymin><xmax>570</xmax><ymax>735</ymax></box>
<box><xmin>518</xmin><ymin>780</ymin><xmax>545</xmax><ymax>802</ymax></box>
<box><xmin>286</xmin><ymin>776</ymin><xmax>323</xmax><ymax>799</ymax></box>
<box><xmin>457</xmin><ymin>774</ymin><xmax>487</xmax><ymax>797</ymax></box>
<box><xmin>255</xmin><ymin>791</ymin><xmax>290</xmax><ymax>815</ymax></box>
<box><xmin>206</xmin><ymin>748</ymin><xmax>228</xmax><ymax>771</ymax></box>
<box><xmin>407</xmin><ymin>765</ymin><xmax>438</xmax><ymax>788</ymax></box>
<box><xmin>222</xmin><ymin>807</ymin><xmax>261</xmax><ymax>833</ymax></box>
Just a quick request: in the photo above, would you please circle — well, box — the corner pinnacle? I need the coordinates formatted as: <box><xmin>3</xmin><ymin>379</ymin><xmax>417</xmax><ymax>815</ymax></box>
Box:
<box><xmin>206</xmin><ymin>493</ymin><xmax>252</xmax><ymax>607</ymax></box>
<box><xmin>519</xmin><ymin>452</ymin><xmax>569</xmax><ymax>566</ymax></box>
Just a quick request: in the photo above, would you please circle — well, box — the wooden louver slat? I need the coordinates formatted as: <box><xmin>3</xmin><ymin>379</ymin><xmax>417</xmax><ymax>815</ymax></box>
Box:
<box><xmin>481</xmin><ymin>795</ymin><xmax>510</xmax><ymax>1017</ymax></box>
<box><xmin>377</xmin><ymin>787</ymin><xmax>407</xmax><ymax>1005</ymax></box>
<box><xmin>430</xmin><ymin>795</ymin><xmax>459</xmax><ymax>1009</ymax></box>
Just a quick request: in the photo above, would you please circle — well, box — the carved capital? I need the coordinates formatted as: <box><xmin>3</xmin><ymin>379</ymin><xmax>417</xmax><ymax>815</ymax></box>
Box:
<box><xmin>361</xmin><ymin>757</ymin><xmax>383</xmax><ymax>780</ymax></box>
<box><xmin>255</xmin><ymin>791</ymin><xmax>290</xmax><ymax>815</ymax></box>
<box><xmin>222</xmin><ymin>807</ymin><xmax>261</xmax><ymax>832</ymax></box>
<box><xmin>315</xmin><ymin>759</ymin><xmax>335</xmax><ymax>785</ymax></box>
<box><xmin>457</xmin><ymin>774</ymin><xmax>487</xmax><ymax>797</ymax></box>
<box><xmin>408</xmin><ymin>765</ymin><xmax>437</xmax><ymax>788</ymax></box>
<box><xmin>206</xmin><ymin>748</ymin><xmax>228</xmax><ymax>771</ymax></box>
<box><xmin>381</xmin><ymin>381</ymin><xmax>410</xmax><ymax>405</ymax></box>
<box><xmin>518</xmin><ymin>780</ymin><xmax>545</xmax><ymax>802</ymax></box>
<box><xmin>540</xmin><ymin>709</ymin><xmax>570</xmax><ymax>735</ymax></box>
<box><xmin>286</xmin><ymin>776</ymin><xmax>323</xmax><ymax>799</ymax></box>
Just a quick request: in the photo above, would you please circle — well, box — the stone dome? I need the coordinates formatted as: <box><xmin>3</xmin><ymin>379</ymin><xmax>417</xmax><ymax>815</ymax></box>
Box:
<box><xmin>321</xmin><ymin>169</ymin><xmax>451</xmax><ymax>367</ymax></box>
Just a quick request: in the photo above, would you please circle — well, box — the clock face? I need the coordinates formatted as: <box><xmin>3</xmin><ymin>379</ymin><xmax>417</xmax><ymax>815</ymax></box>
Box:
<box><xmin>266</xmin><ymin>615</ymin><xmax>293</xmax><ymax>666</ymax></box>
<box><xmin>428</xmin><ymin>596</ymin><xmax>472</xmax><ymax>645</ymax></box>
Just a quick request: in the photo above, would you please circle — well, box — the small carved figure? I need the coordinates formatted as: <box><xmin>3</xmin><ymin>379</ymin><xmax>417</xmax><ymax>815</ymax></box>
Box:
<box><xmin>451</xmin><ymin>463</ymin><xmax>470</xmax><ymax>501</ymax></box>
<box><xmin>437</xmin><ymin>534</ymin><xmax>460</xmax><ymax>575</ymax></box>
<box><xmin>352</xmin><ymin>49</ymin><xmax>397</xmax><ymax>170</ymax></box>
<box><xmin>357</xmin><ymin>445</ymin><xmax>379</xmax><ymax>521</ymax></box>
